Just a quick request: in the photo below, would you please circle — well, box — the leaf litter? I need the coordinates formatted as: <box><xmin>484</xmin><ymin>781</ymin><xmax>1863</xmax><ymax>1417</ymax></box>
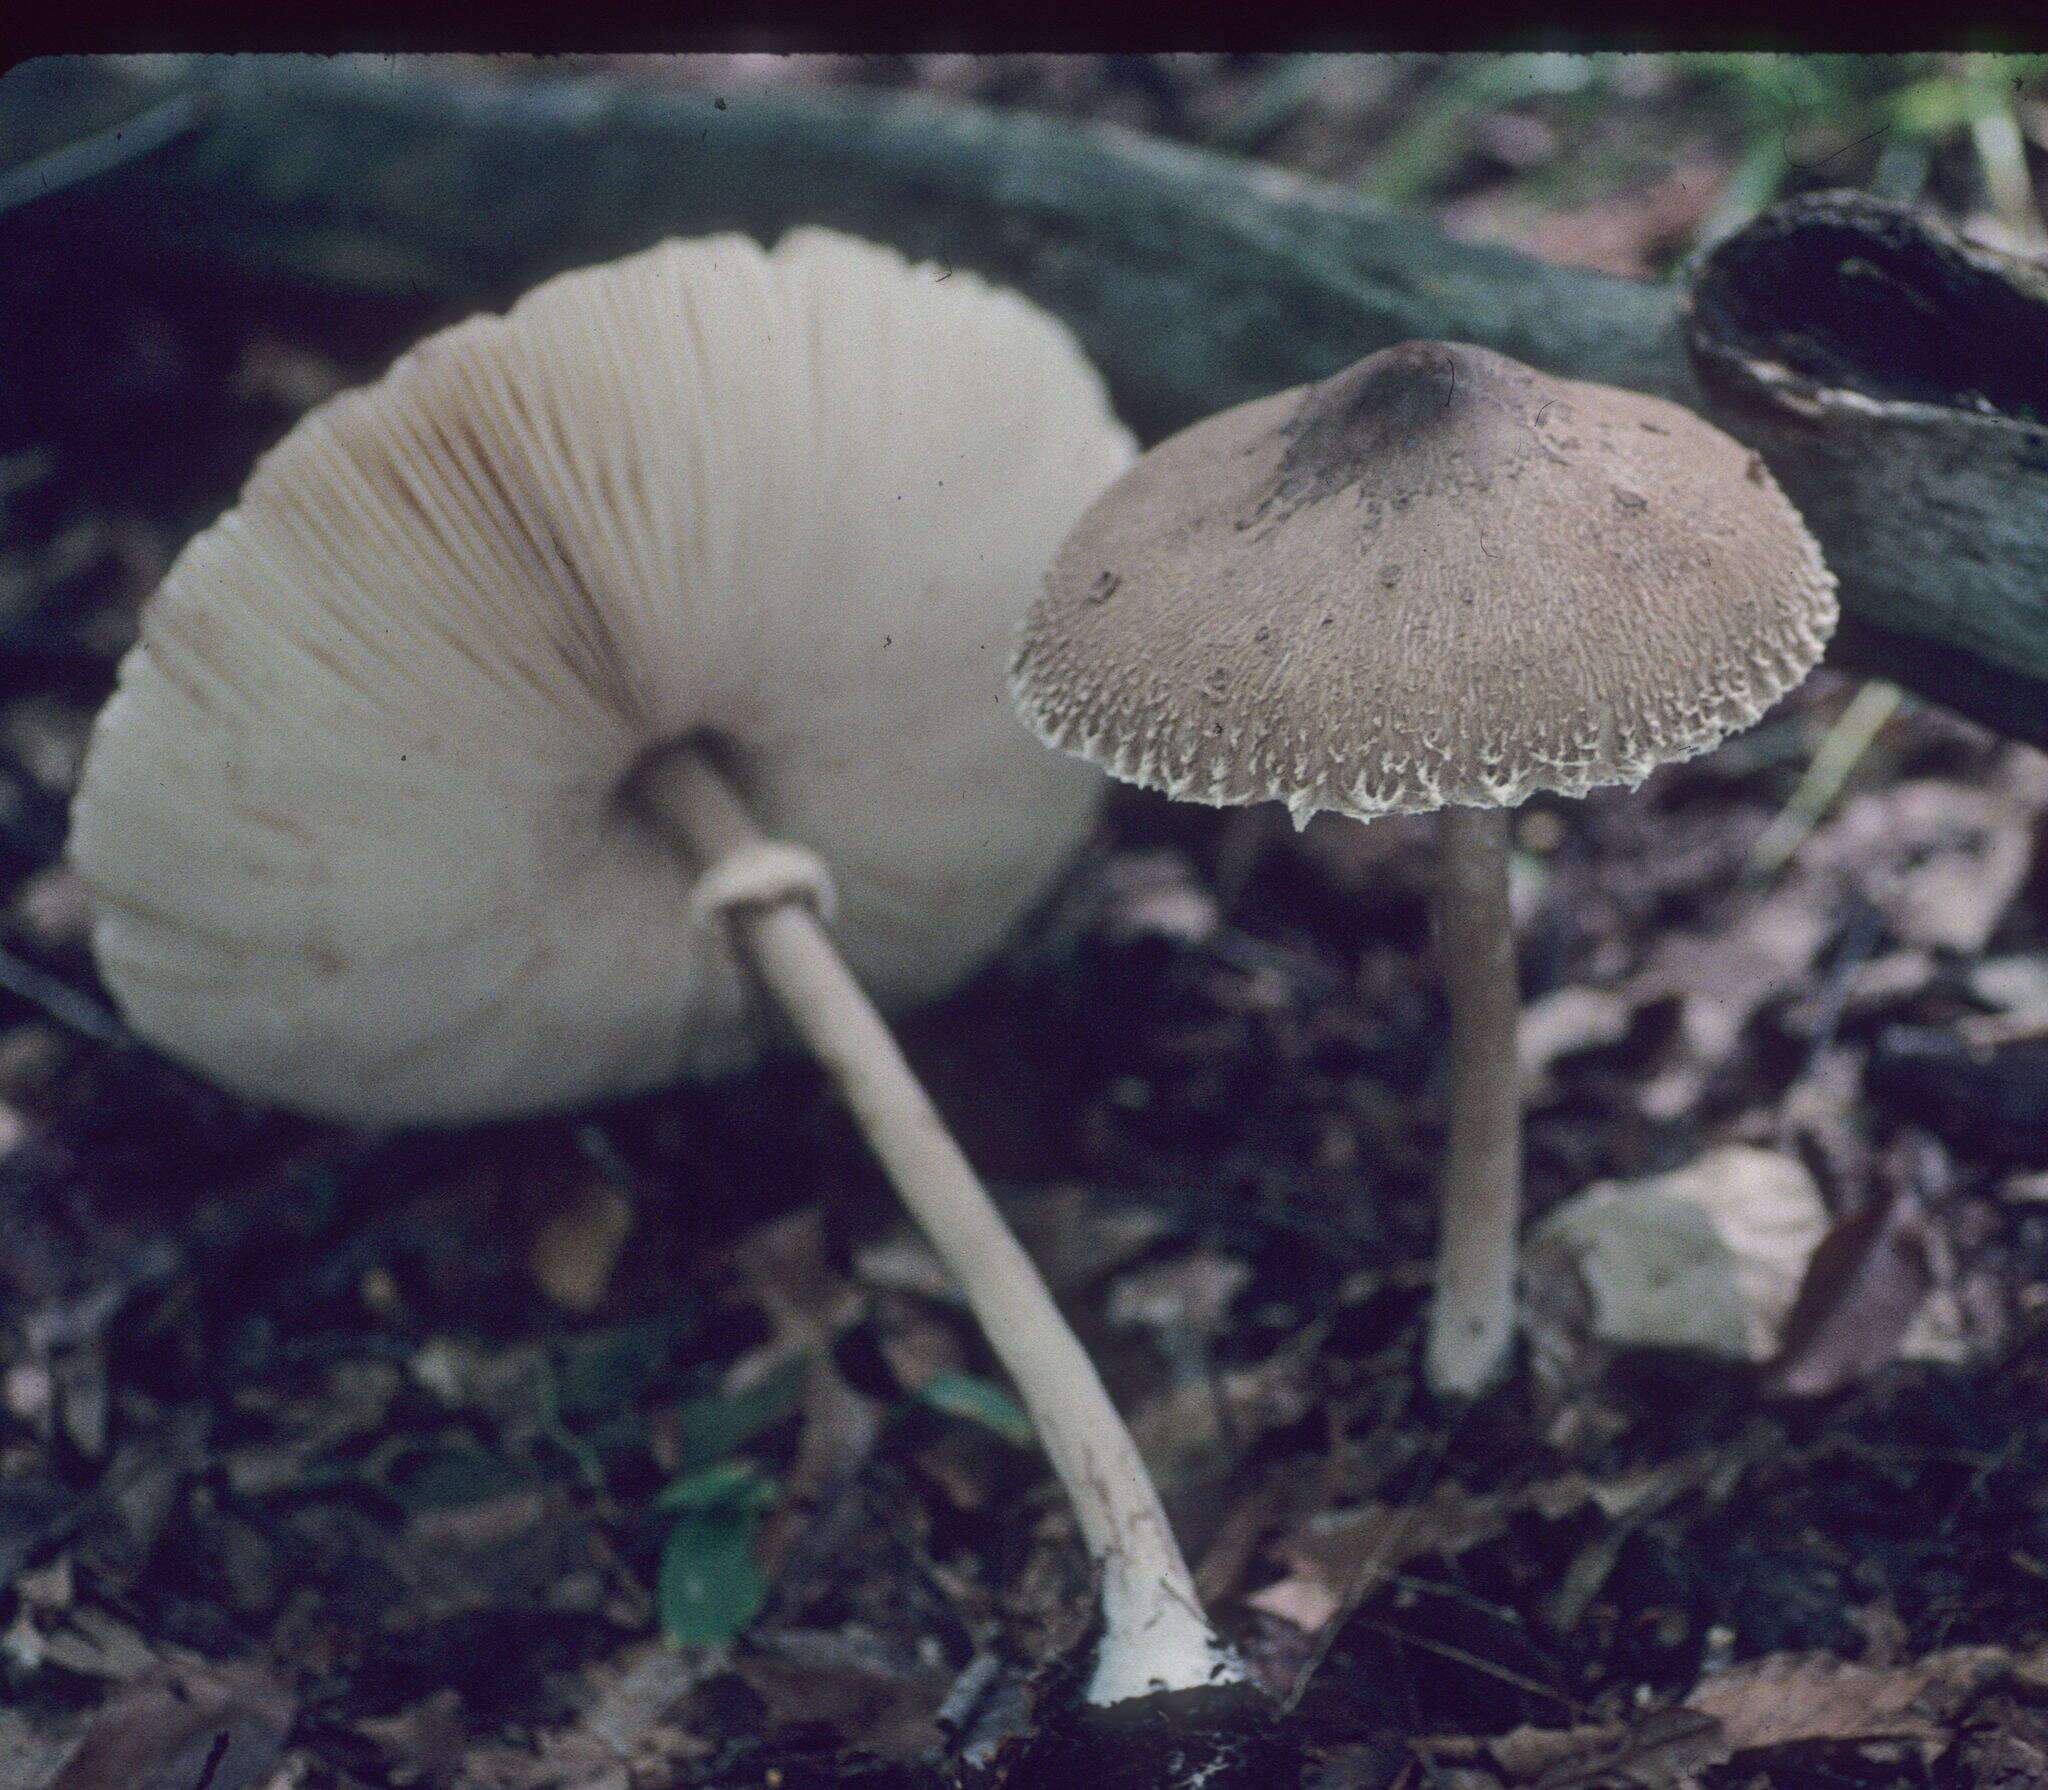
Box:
<box><xmin>6</xmin><ymin>51</ymin><xmax>2048</xmax><ymax>1790</ymax></box>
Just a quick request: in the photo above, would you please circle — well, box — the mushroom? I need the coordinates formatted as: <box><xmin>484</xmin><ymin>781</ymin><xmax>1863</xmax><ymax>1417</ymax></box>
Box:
<box><xmin>1012</xmin><ymin>339</ymin><xmax>1837</xmax><ymax>1398</ymax></box>
<box><xmin>69</xmin><ymin>230</ymin><xmax>1243</xmax><ymax>1707</ymax></box>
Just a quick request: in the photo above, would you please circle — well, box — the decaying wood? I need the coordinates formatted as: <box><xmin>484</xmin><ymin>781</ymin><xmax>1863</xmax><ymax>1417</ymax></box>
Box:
<box><xmin>5</xmin><ymin>56</ymin><xmax>2047</xmax><ymax>748</ymax></box>
<box><xmin>1688</xmin><ymin>191</ymin><xmax>2048</xmax><ymax>750</ymax></box>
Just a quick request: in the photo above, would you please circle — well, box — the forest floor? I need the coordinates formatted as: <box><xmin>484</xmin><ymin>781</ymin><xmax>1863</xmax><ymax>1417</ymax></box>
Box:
<box><xmin>5</xmin><ymin>52</ymin><xmax>2048</xmax><ymax>1790</ymax></box>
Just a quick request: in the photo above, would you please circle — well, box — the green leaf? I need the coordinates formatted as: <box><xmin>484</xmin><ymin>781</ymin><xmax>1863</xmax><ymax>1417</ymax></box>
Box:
<box><xmin>655</xmin><ymin>1456</ymin><xmax>780</xmax><ymax>1514</ymax></box>
<box><xmin>380</xmin><ymin>1445</ymin><xmax>533</xmax><ymax>1511</ymax></box>
<box><xmin>670</xmin><ymin>1356</ymin><xmax>807</xmax><ymax>1473</ymax></box>
<box><xmin>914</xmin><ymin>1372</ymin><xmax>1035</xmax><ymax>1448</ymax></box>
<box><xmin>657</xmin><ymin>1508</ymin><xmax>768</xmax><ymax>1647</ymax></box>
<box><xmin>551</xmin><ymin>1315</ymin><xmax>691</xmax><ymax>1423</ymax></box>
<box><xmin>1889</xmin><ymin>76</ymin><xmax>1977</xmax><ymax>136</ymax></box>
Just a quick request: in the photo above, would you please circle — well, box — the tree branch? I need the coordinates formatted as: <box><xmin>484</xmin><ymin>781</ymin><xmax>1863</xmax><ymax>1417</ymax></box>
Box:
<box><xmin>6</xmin><ymin>57</ymin><xmax>2045</xmax><ymax>747</ymax></box>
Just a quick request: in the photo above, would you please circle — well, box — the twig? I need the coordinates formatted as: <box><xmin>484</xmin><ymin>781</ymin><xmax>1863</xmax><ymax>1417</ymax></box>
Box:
<box><xmin>0</xmin><ymin>947</ymin><xmax>126</xmax><ymax>1046</ymax></box>
<box><xmin>0</xmin><ymin>88</ymin><xmax>206</xmax><ymax>220</ymax></box>
<box><xmin>1352</xmin><ymin>1618</ymin><xmax>1582</xmax><ymax>1714</ymax></box>
<box><xmin>1746</xmin><ymin>678</ymin><xmax>1903</xmax><ymax>882</ymax></box>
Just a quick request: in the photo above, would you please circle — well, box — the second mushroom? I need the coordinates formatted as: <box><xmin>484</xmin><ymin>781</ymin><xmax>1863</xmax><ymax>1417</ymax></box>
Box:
<box><xmin>1013</xmin><ymin>339</ymin><xmax>1837</xmax><ymax>1397</ymax></box>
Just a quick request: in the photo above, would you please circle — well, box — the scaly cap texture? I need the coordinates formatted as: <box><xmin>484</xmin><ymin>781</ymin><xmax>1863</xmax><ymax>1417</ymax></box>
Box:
<box><xmin>72</xmin><ymin>229</ymin><xmax>1133</xmax><ymax>1122</ymax></box>
<box><xmin>1013</xmin><ymin>340</ymin><xmax>1835</xmax><ymax>825</ymax></box>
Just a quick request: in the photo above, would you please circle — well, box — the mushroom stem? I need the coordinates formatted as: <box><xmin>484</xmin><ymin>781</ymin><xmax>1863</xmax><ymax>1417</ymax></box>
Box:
<box><xmin>638</xmin><ymin>745</ymin><xmax>1241</xmax><ymax>1707</ymax></box>
<box><xmin>1423</xmin><ymin>803</ymin><xmax>1523</xmax><ymax>1398</ymax></box>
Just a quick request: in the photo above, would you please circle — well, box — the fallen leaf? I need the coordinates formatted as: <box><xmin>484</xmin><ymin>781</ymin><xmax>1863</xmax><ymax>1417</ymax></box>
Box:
<box><xmin>1516</xmin><ymin>985</ymin><xmax>1635</xmax><ymax>1090</ymax></box>
<box><xmin>1684</xmin><ymin>1641</ymin><xmax>2048</xmax><ymax>1750</ymax></box>
<box><xmin>1968</xmin><ymin>953</ymin><xmax>2048</xmax><ymax>1018</ymax></box>
<box><xmin>355</xmin><ymin>1688</ymin><xmax>467</xmax><ymax>1785</ymax></box>
<box><xmin>1441</xmin><ymin>155</ymin><xmax>1726</xmax><ymax>276</ymax></box>
<box><xmin>1526</xmin><ymin>1146</ymin><xmax>1829</xmax><ymax>1362</ymax></box>
<box><xmin>1004</xmin><ymin>1186</ymin><xmax>1168</xmax><ymax>1294</ymax></box>
<box><xmin>1256</xmin><ymin>1454</ymin><xmax>1734</xmax><ymax>1653</ymax></box>
<box><xmin>1106</xmin><ymin>1249</ymin><xmax>1251</xmax><ymax>1335</ymax></box>
<box><xmin>460</xmin><ymin>1640</ymin><xmax>715</xmax><ymax>1789</ymax></box>
<box><xmin>1803</xmin><ymin>780</ymin><xmax>2036</xmax><ymax>955</ymax></box>
<box><xmin>527</xmin><ymin>1175</ymin><xmax>635</xmax><ymax>1314</ymax></box>
<box><xmin>48</xmin><ymin>1659</ymin><xmax>294</xmax><ymax>1790</ymax></box>
<box><xmin>0</xmin><ymin>1708</ymin><xmax>76</xmax><ymax>1790</ymax></box>
<box><xmin>1244</xmin><ymin>1571</ymin><xmax>1343</xmax><ymax>1635</ymax></box>
<box><xmin>728</xmin><ymin>1210</ymin><xmax>881</xmax><ymax>1508</ymax></box>
<box><xmin>1504</xmin><ymin>1707</ymin><xmax>1723</xmax><ymax>1787</ymax></box>
<box><xmin>1250</xmin><ymin>1480</ymin><xmax>1515</xmax><ymax>1634</ymax></box>
<box><xmin>27</xmin><ymin>1603</ymin><xmax>158</xmax><ymax>1682</ymax></box>
<box><xmin>1416</xmin><ymin>1643</ymin><xmax>2048</xmax><ymax>1785</ymax></box>
<box><xmin>1779</xmin><ymin>948</ymin><xmax>1935</xmax><ymax>1039</ymax></box>
<box><xmin>1094</xmin><ymin>848</ymin><xmax>1220</xmax><ymax>946</ymax></box>
<box><xmin>1763</xmin><ymin>1136</ymin><xmax>1944</xmax><ymax>1399</ymax></box>
<box><xmin>1126</xmin><ymin>1338</ymin><xmax>1314</xmax><ymax>1485</ymax></box>
<box><xmin>1951</xmin><ymin>1692</ymin><xmax>2048</xmax><ymax>1789</ymax></box>
<box><xmin>2001</xmin><ymin>1168</ymin><xmax>2048</xmax><ymax>1203</ymax></box>
<box><xmin>736</xmin><ymin>1626</ymin><xmax>953</xmax><ymax>1763</ymax></box>
<box><xmin>1628</xmin><ymin>880</ymin><xmax>1834</xmax><ymax>1119</ymax></box>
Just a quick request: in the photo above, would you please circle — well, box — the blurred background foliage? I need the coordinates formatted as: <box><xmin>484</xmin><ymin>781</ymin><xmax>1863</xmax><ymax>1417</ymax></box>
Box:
<box><xmin>478</xmin><ymin>51</ymin><xmax>2048</xmax><ymax>279</ymax></box>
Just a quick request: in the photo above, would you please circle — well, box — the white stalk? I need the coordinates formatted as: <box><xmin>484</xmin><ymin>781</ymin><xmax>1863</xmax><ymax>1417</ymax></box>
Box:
<box><xmin>1424</xmin><ymin>803</ymin><xmax>1524</xmax><ymax>1398</ymax></box>
<box><xmin>640</xmin><ymin>745</ymin><xmax>1242</xmax><ymax>1705</ymax></box>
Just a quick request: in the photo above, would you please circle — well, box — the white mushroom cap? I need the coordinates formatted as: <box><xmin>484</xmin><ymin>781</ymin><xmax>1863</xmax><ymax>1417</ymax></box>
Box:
<box><xmin>1013</xmin><ymin>340</ymin><xmax>1837</xmax><ymax>825</ymax></box>
<box><xmin>70</xmin><ymin>229</ymin><xmax>1132</xmax><ymax>1124</ymax></box>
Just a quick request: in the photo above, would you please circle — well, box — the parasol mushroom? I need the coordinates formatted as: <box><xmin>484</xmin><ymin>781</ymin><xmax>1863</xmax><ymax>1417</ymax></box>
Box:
<box><xmin>1013</xmin><ymin>338</ymin><xmax>1837</xmax><ymax>1398</ymax></box>
<box><xmin>69</xmin><ymin>229</ymin><xmax>1243</xmax><ymax>1708</ymax></box>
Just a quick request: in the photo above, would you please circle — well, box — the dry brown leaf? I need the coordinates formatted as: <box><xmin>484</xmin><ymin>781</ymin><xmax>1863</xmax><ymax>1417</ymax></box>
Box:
<box><xmin>869</xmin><ymin>1285</ymin><xmax>969</xmax><ymax>1395</ymax></box>
<box><xmin>1803</xmin><ymin>780</ymin><xmax>2036</xmax><ymax>955</ymax></box>
<box><xmin>1004</xmin><ymin>1186</ymin><xmax>1168</xmax><ymax>1294</ymax></box>
<box><xmin>461</xmin><ymin>1640</ymin><xmax>714</xmax><ymax>1789</ymax></box>
<box><xmin>729</xmin><ymin>1210</ymin><xmax>881</xmax><ymax>1531</ymax></box>
<box><xmin>1250</xmin><ymin>1480</ymin><xmax>1516</xmax><ymax>1634</ymax></box>
<box><xmin>1419</xmin><ymin>1642</ymin><xmax>2048</xmax><ymax>1785</ymax></box>
<box><xmin>1962</xmin><ymin>953</ymin><xmax>2048</xmax><ymax>1047</ymax></box>
<box><xmin>1763</xmin><ymin>1137</ymin><xmax>1945</xmax><ymax>1399</ymax></box>
<box><xmin>1537</xmin><ymin>754</ymin><xmax>2044</xmax><ymax>1125</ymax></box>
<box><xmin>1527</xmin><ymin>1147</ymin><xmax>1829</xmax><ymax>1362</ymax></box>
<box><xmin>1950</xmin><ymin>1692</ymin><xmax>2048</xmax><ymax>1788</ymax></box>
<box><xmin>1419</xmin><ymin>1708</ymin><xmax>1725</xmax><ymax>1789</ymax></box>
<box><xmin>1106</xmin><ymin>1249</ymin><xmax>1250</xmax><ymax>1335</ymax></box>
<box><xmin>1780</xmin><ymin>949</ymin><xmax>1936</xmax><ymax>1038</ymax></box>
<box><xmin>0</xmin><ymin>1708</ymin><xmax>77</xmax><ymax>1790</ymax></box>
<box><xmin>1257</xmin><ymin>1455</ymin><xmax>1730</xmax><ymax>1647</ymax></box>
<box><xmin>48</xmin><ymin>1659</ymin><xmax>294</xmax><ymax>1790</ymax></box>
<box><xmin>354</xmin><ymin>1689</ymin><xmax>467</xmax><ymax>1785</ymax></box>
<box><xmin>1094</xmin><ymin>848</ymin><xmax>1220</xmax><ymax>946</ymax></box>
<box><xmin>1127</xmin><ymin>1350</ymin><xmax>1311</xmax><ymax>1487</ymax></box>
<box><xmin>24</xmin><ymin>1602</ymin><xmax>158</xmax><ymax>1682</ymax></box>
<box><xmin>1683</xmin><ymin>1641</ymin><xmax>2048</xmax><ymax>1750</ymax></box>
<box><xmin>527</xmin><ymin>1176</ymin><xmax>635</xmax><ymax>1314</ymax></box>
<box><xmin>1628</xmin><ymin>879</ymin><xmax>1834</xmax><ymax>1119</ymax></box>
<box><xmin>735</xmin><ymin>1627</ymin><xmax>952</xmax><ymax>1763</ymax></box>
<box><xmin>1509</xmin><ymin>1708</ymin><xmax>1724</xmax><ymax>1787</ymax></box>
<box><xmin>1517</xmin><ymin>985</ymin><xmax>1635</xmax><ymax>1090</ymax></box>
<box><xmin>2002</xmin><ymin>1168</ymin><xmax>2048</xmax><ymax>1203</ymax></box>
<box><xmin>850</xmin><ymin>1230</ymin><xmax>958</xmax><ymax>1303</ymax></box>
<box><xmin>1441</xmin><ymin>155</ymin><xmax>1726</xmax><ymax>277</ymax></box>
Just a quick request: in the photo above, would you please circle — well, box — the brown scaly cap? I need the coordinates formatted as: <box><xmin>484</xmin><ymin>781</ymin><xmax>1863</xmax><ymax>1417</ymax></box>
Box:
<box><xmin>1013</xmin><ymin>340</ymin><xmax>1837</xmax><ymax>825</ymax></box>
